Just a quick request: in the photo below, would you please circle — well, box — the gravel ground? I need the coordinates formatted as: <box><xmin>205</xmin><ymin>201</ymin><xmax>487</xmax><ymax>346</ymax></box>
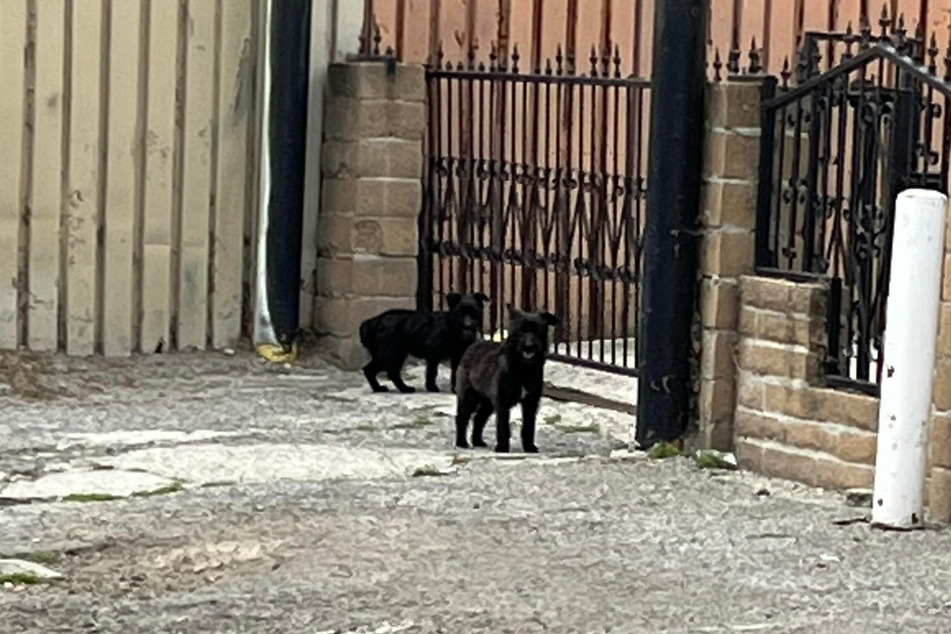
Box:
<box><xmin>1</xmin><ymin>350</ymin><xmax>951</xmax><ymax>633</ymax></box>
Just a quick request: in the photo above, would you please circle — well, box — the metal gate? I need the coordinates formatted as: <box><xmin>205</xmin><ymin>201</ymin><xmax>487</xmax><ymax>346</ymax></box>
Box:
<box><xmin>755</xmin><ymin>21</ymin><xmax>951</xmax><ymax>394</ymax></box>
<box><xmin>418</xmin><ymin>46</ymin><xmax>650</xmax><ymax>376</ymax></box>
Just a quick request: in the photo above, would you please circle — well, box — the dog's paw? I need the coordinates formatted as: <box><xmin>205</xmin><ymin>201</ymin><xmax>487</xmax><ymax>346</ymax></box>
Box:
<box><xmin>371</xmin><ymin>386</ymin><xmax>390</xmax><ymax>394</ymax></box>
<box><xmin>455</xmin><ymin>440</ymin><xmax>471</xmax><ymax>449</ymax></box>
<box><xmin>425</xmin><ymin>385</ymin><xmax>440</xmax><ymax>393</ymax></box>
<box><xmin>494</xmin><ymin>444</ymin><xmax>510</xmax><ymax>454</ymax></box>
<box><xmin>523</xmin><ymin>445</ymin><xmax>539</xmax><ymax>454</ymax></box>
<box><xmin>397</xmin><ymin>386</ymin><xmax>417</xmax><ymax>394</ymax></box>
<box><xmin>472</xmin><ymin>438</ymin><xmax>488</xmax><ymax>448</ymax></box>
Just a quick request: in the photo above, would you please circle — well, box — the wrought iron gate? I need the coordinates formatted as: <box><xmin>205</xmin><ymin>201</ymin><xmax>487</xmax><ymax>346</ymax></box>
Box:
<box><xmin>418</xmin><ymin>47</ymin><xmax>650</xmax><ymax>376</ymax></box>
<box><xmin>755</xmin><ymin>22</ymin><xmax>951</xmax><ymax>394</ymax></box>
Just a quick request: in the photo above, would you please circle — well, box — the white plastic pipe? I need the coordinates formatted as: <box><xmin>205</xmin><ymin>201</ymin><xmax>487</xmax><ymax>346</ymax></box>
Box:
<box><xmin>872</xmin><ymin>188</ymin><xmax>948</xmax><ymax>530</ymax></box>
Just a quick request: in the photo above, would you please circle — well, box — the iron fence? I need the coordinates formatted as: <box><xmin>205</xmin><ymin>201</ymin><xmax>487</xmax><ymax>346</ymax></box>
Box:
<box><xmin>756</xmin><ymin>28</ymin><xmax>951</xmax><ymax>394</ymax></box>
<box><xmin>419</xmin><ymin>46</ymin><xmax>650</xmax><ymax>375</ymax></box>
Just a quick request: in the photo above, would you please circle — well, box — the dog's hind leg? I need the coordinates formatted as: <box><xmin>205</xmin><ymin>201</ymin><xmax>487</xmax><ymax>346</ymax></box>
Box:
<box><xmin>520</xmin><ymin>396</ymin><xmax>540</xmax><ymax>453</ymax></box>
<box><xmin>470</xmin><ymin>399</ymin><xmax>493</xmax><ymax>448</ymax></box>
<box><xmin>384</xmin><ymin>352</ymin><xmax>415</xmax><ymax>394</ymax></box>
<box><xmin>455</xmin><ymin>391</ymin><xmax>479</xmax><ymax>449</ymax></box>
<box><xmin>363</xmin><ymin>359</ymin><xmax>388</xmax><ymax>393</ymax></box>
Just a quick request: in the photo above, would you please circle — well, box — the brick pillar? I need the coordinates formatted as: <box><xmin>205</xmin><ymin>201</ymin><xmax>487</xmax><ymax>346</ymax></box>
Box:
<box><xmin>929</xmin><ymin>210</ymin><xmax>951</xmax><ymax>520</ymax></box>
<box><xmin>313</xmin><ymin>62</ymin><xmax>425</xmax><ymax>369</ymax></box>
<box><xmin>695</xmin><ymin>78</ymin><xmax>764</xmax><ymax>451</ymax></box>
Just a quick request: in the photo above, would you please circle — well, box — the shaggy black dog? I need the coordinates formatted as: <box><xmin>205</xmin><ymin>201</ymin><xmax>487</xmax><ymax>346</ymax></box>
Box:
<box><xmin>453</xmin><ymin>306</ymin><xmax>559</xmax><ymax>453</ymax></box>
<box><xmin>359</xmin><ymin>292</ymin><xmax>489</xmax><ymax>394</ymax></box>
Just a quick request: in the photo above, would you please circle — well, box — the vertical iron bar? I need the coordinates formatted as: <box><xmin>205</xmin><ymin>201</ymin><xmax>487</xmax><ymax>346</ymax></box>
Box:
<box><xmin>488</xmin><ymin>60</ymin><xmax>500</xmax><ymax>334</ymax></box>
<box><xmin>418</xmin><ymin>70</ymin><xmax>436</xmax><ymax>311</ymax></box>
<box><xmin>771</xmin><ymin>103</ymin><xmax>787</xmax><ymax>266</ymax></box>
<box><xmin>610</xmin><ymin>67</ymin><xmax>620</xmax><ymax>366</ymax></box>
<box><xmin>457</xmin><ymin>64</ymin><xmax>468</xmax><ymax>293</ymax></box>
<box><xmin>755</xmin><ymin>78</ymin><xmax>778</xmax><ymax>268</ymax></box>
<box><xmin>446</xmin><ymin>70</ymin><xmax>455</xmax><ymax>300</ymax></box>
<box><xmin>508</xmin><ymin>67</ymin><xmax>517</xmax><ymax>316</ymax></box>
<box><xmin>816</xmin><ymin>79</ymin><xmax>833</xmax><ymax>274</ymax></box>
<box><xmin>436</xmin><ymin>71</ymin><xmax>445</xmax><ymax>309</ymax></box>
<box><xmin>622</xmin><ymin>82</ymin><xmax>636</xmax><ymax>370</ymax></box>
<box><xmin>848</xmin><ymin>65</ymin><xmax>869</xmax><ymax>381</ymax></box>
<box><xmin>543</xmin><ymin>64</ymin><xmax>552</xmax><ymax>321</ymax></box>
<box><xmin>803</xmin><ymin>86</ymin><xmax>822</xmax><ymax>271</ymax></box>
<box><xmin>576</xmin><ymin>81</ymin><xmax>586</xmax><ymax>359</ymax></box>
<box><xmin>554</xmin><ymin>62</ymin><xmax>564</xmax><ymax>353</ymax></box>
<box><xmin>786</xmin><ymin>98</ymin><xmax>805</xmax><ymax>271</ymax></box>
<box><xmin>633</xmin><ymin>86</ymin><xmax>646</xmax><ymax>368</ymax></box>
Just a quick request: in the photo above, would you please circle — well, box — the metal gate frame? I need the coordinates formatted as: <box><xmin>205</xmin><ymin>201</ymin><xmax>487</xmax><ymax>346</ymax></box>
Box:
<box><xmin>754</xmin><ymin>27</ymin><xmax>951</xmax><ymax>395</ymax></box>
<box><xmin>418</xmin><ymin>46</ymin><xmax>651</xmax><ymax>377</ymax></box>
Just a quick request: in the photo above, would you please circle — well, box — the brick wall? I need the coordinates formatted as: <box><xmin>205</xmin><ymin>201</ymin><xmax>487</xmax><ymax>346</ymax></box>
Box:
<box><xmin>733</xmin><ymin>276</ymin><xmax>882</xmax><ymax>490</ymax></box>
<box><xmin>313</xmin><ymin>62</ymin><xmax>426</xmax><ymax>369</ymax></box>
<box><xmin>696</xmin><ymin>79</ymin><xmax>951</xmax><ymax>517</ymax></box>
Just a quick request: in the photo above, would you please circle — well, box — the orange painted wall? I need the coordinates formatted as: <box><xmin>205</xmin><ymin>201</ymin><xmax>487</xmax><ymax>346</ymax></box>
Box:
<box><xmin>369</xmin><ymin>0</ymin><xmax>951</xmax><ymax>77</ymax></box>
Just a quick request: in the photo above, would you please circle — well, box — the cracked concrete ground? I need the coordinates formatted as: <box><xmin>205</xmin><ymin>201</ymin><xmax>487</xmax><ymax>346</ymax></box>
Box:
<box><xmin>2</xmin><ymin>350</ymin><xmax>951</xmax><ymax>633</ymax></box>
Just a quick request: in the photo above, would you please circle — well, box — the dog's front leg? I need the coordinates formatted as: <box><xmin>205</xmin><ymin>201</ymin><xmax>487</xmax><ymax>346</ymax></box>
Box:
<box><xmin>455</xmin><ymin>392</ymin><xmax>478</xmax><ymax>449</ymax></box>
<box><xmin>425</xmin><ymin>358</ymin><xmax>440</xmax><ymax>393</ymax></box>
<box><xmin>494</xmin><ymin>405</ymin><xmax>511</xmax><ymax>453</ymax></box>
<box><xmin>520</xmin><ymin>396</ymin><xmax>540</xmax><ymax>453</ymax></box>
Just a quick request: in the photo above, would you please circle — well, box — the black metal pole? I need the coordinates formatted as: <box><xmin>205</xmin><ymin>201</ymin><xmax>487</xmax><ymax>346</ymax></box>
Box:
<box><xmin>636</xmin><ymin>0</ymin><xmax>708</xmax><ymax>448</ymax></box>
<box><xmin>265</xmin><ymin>0</ymin><xmax>312</xmax><ymax>347</ymax></box>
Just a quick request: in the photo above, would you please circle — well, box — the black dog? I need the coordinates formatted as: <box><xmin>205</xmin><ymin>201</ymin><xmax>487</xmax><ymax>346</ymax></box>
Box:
<box><xmin>359</xmin><ymin>292</ymin><xmax>489</xmax><ymax>394</ymax></box>
<box><xmin>453</xmin><ymin>306</ymin><xmax>559</xmax><ymax>453</ymax></box>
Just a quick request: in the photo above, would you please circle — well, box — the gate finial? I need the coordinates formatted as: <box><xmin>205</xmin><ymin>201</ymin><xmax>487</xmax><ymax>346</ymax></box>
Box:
<box><xmin>748</xmin><ymin>37</ymin><xmax>762</xmax><ymax>74</ymax></box>
<box><xmin>878</xmin><ymin>3</ymin><xmax>891</xmax><ymax>36</ymax></box>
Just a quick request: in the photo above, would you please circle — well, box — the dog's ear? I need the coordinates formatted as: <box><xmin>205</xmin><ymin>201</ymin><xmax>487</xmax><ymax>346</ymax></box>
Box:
<box><xmin>473</xmin><ymin>292</ymin><xmax>490</xmax><ymax>306</ymax></box>
<box><xmin>506</xmin><ymin>303</ymin><xmax>523</xmax><ymax>322</ymax></box>
<box><xmin>446</xmin><ymin>292</ymin><xmax>462</xmax><ymax>309</ymax></box>
<box><xmin>540</xmin><ymin>312</ymin><xmax>560</xmax><ymax>327</ymax></box>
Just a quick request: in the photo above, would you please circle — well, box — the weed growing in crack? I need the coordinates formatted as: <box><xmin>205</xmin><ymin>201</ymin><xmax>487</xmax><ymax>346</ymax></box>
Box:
<box><xmin>62</xmin><ymin>493</ymin><xmax>120</xmax><ymax>503</ymax></box>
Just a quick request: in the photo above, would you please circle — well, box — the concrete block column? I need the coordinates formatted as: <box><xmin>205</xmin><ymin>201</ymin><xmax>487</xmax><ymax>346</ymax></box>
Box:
<box><xmin>929</xmin><ymin>204</ymin><xmax>951</xmax><ymax>521</ymax></box>
<box><xmin>695</xmin><ymin>78</ymin><xmax>765</xmax><ymax>451</ymax></box>
<box><xmin>313</xmin><ymin>62</ymin><xmax>426</xmax><ymax>369</ymax></box>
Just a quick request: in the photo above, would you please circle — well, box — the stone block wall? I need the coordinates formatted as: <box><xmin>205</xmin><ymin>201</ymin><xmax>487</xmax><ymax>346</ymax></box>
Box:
<box><xmin>733</xmin><ymin>276</ymin><xmax>881</xmax><ymax>490</ymax></box>
<box><xmin>313</xmin><ymin>63</ymin><xmax>426</xmax><ymax>369</ymax></box>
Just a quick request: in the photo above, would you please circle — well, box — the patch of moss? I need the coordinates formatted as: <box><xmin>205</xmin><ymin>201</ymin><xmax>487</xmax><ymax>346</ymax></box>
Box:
<box><xmin>0</xmin><ymin>573</ymin><xmax>46</xmax><ymax>585</ymax></box>
<box><xmin>647</xmin><ymin>442</ymin><xmax>681</xmax><ymax>460</ymax></box>
<box><xmin>544</xmin><ymin>414</ymin><xmax>563</xmax><ymax>426</ymax></box>
<box><xmin>694</xmin><ymin>450</ymin><xmax>737</xmax><ymax>470</ymax></box>
<box><xmin>393</xmin><ymin>416</ymin><xmax>434</xmax><ymax>430</ymax></box>
<box><xmin>199</xmin><ymin>480</ymin><xmax>238</xmax><ymax>489</ymax></box>
<box><xmin>12</xmin><ymin>551</ymin><xmax>61</xmax><ymax>565</ymax></box>
<box><xmin>411</xmin><ymin>465</ymin><xmax>452</xmax><ymax>477</ymax></box>
<box><xmin>63</xmin><ymin>492</ymin><xmax>120</xmax><ymax>503</ymax></box>
<box><xmin>555</xmin><ymin>423</ymin><xmax>600</xmax><ymax>435</ymax></box>
<box><xmin>132</xmin><ymin>481</ymin><xmax>184</xmax><ymax>498</ymax></box>
<box><xmin>353</xmin><ymin>424</ymin><xmax>377</xmax><ymax>433</ymax></box>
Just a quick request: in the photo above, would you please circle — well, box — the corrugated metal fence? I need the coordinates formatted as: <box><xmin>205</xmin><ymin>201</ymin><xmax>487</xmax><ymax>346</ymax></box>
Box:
<box><xmin>0</xmin><ymin>0</ymin><xmax>261</xmax><ymax>357</ymax></box>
